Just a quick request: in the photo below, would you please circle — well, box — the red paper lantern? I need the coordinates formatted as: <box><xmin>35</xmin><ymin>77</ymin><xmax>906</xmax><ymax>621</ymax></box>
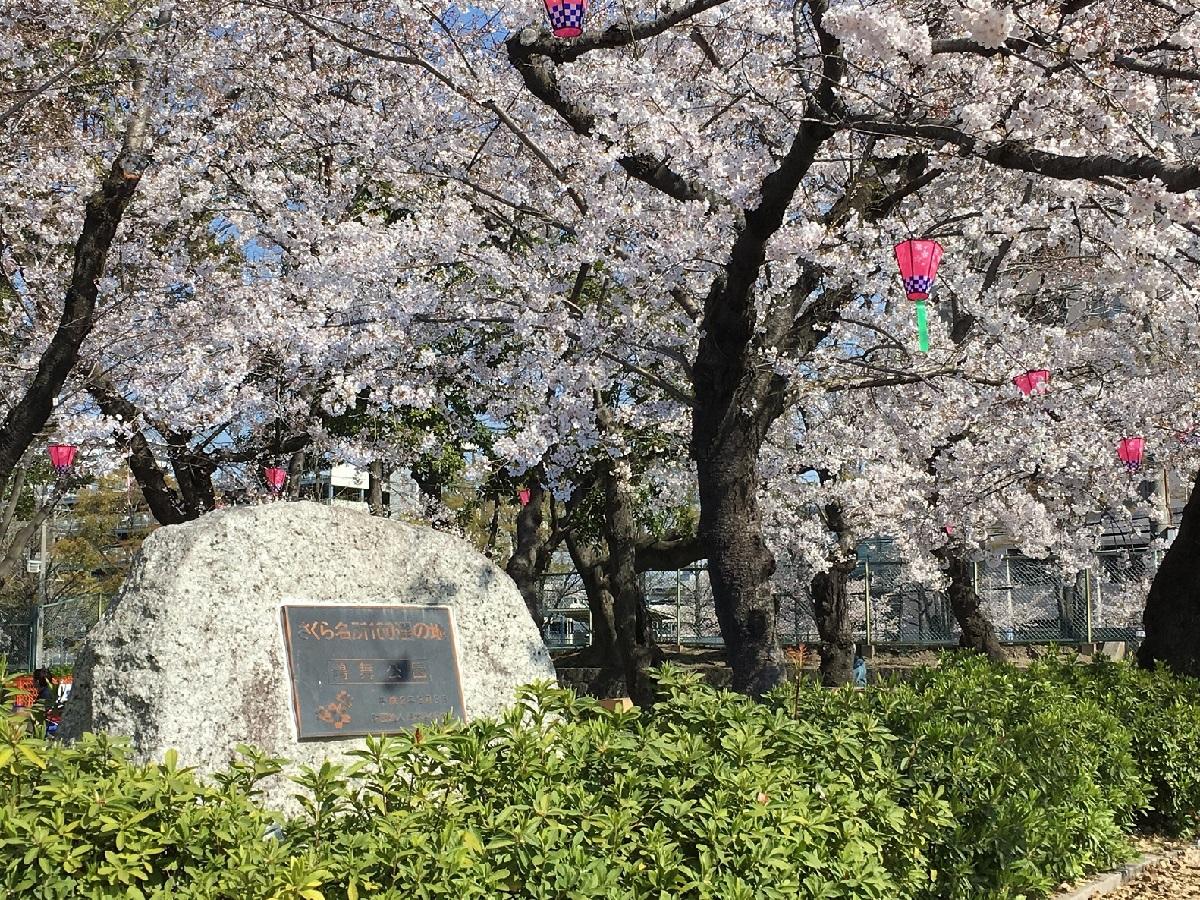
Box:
<box><xmin>1117</xmin><ymin>437</ymin><xmax>1145</xmax><ymax>471</ymax></box>
<box><xmin>1013</xmin><ymin>369</ymin><xmax>1051</xmax><ymax>396</ymax></box>
<box><xmin>893</xmin><ymin>239</ymin><xmax>944</xmax><ymax>301</ymax></box>
<box><xmin>47</xmin><ymin>444</ymin><xmax>77</xmax><ymax>475</ymax></box>
<box><xmin>518</xmin><ymin>487</ymin><xmax>532</xmax><ymax>507</ymax></box>
<box><xmin>264</xmin><ymin>466</ymin><xmax>287</xmax><ymax>492</ymax></box>
<box><xmin>543</xmin><ymin>0</ymin><xmax>587</xmax><ymax>37</ymax></box>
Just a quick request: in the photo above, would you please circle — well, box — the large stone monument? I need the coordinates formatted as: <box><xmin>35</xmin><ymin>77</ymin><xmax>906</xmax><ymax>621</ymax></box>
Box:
<box><xmin>61</xmin><ymin>501</ymin><xmax>554</xmax><ymax>797</ymax></box>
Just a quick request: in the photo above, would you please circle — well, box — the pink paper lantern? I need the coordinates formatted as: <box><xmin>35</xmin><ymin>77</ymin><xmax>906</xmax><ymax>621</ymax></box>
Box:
<box><xmin>264</xmin><ymin>466</ymin><xmax>287</xmax><ymax>492</ymax></box>
<box><xmin>1013</xmin><ymin>369</ymin><xmax>1051</xmax><ymax>396</ymax></box>
<box><xmin>893</xmin><ymin>239</ymin><xmax>944</xmax><ymax>301</ymax></box>
<box><xmin>47</xmin><ymin>444</ymin><xmax>77</xmax><ymax>475</ymax></box>
<box><xmin>518</xmin><ymin>487</ymin><xmax>532</xmax><ymax>507</ymax></box>
<box><xmin>543</xmin><ymin>0</ymin><xmax>587</xmax><ymax>37</ymax></box>
<box><xmin>1117</xmin><ymin>437</ymin><xmax>1145</xmax><ymax>471</ymax></box>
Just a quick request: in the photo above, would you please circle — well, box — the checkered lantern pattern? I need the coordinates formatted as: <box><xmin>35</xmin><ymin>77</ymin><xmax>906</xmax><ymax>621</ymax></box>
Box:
<box><xmin>902</xmin><ymin>275</ymin><xmax>933</xmax><ymax>297</ymax></box>
<box><xmin>893</xmin><ymin>238</ymin><xmax>944</xmax><ymax>301</ymax></box>
<box><xmin>544</xmin><ymin>0</ymin><xmax>587</xmax><ymax>37</ymax></box>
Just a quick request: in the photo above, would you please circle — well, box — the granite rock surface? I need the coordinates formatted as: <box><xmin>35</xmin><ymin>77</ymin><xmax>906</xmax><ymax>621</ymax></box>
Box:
<box><xmin>60</xmin><ymin>501</ymin><xmax>554</xmax><ymax>805</ymax></box>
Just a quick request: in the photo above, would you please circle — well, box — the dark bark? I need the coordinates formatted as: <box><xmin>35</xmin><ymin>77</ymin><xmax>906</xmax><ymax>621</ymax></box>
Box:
<box><xmin>811</xmin><ymin>565</ymin><xmax>854</xmax><ymax>686</ymax></box>
<box><xmin>810</xmin><ymin>499</ymin><xmax>856</xmax><ymax>686</ymax></box>
<box><xmin>635</xmin><ymin>533</ymin><xmax>704</xmax><ymax>572</ymax></box>
<box><xmin>506</xmin><ymin>482</ymin><xmax>546</xmax><ymax>628</ymax></box>
<box><xmin>368</xmin><ymin>460</ymin><xmax>386</xmax><ymax>516</ymax></box>
<box><xmin>0</xmin><ymin>464</ymin><xmax>27</xmax><ymax>543</ymax></box>
<box><xmin>844</xmin><ymin>115</ymin><xmax>1200</xmax><ymax>193</ymax></box>
<box><xmin>90</xmin><ymin>380</ymin><xmax>215</xmax><ymax>521</ymax></box>
<box><xmin>170</xmin><ymin>450</ymin><xmax>216</xmax><ymax>519</ymax></box>
<box><xmin>485</xmin><ymin>498</ymin><xmax>501</xmax><ymax>557</ymax></box>
<box><xmin>937</xmin><ymin>548</ymin><xmax>1005</xmax><ymax>662</ymax></box>
<box><xmin>286</xmin><ymin>449</ymin><xmax>306</xmax><ymax>499</ymax></box>
<box><xmin>562</xmin><ymin>527</ymin><xmax>625</xmax><ymax>698</ymax></box>
<box><xmin>91</xmin><ymin>381</ymin><xmax>313</xmax><ymax>524</ymax></box>
<box><xmin>89</xmin><ymin>384</ymin><xmax>190</xmax><ymax>525</ymax></box>
<box><xmin>0</xmin><ymin>152</ymin><xmax>144</xmax><ymax>497</ymax></box>
<box><xmin>1139</xmin><ymin>467</ymin><xmax>1200</xmax><ymax>675</ymax></box>
<box><xmin>601</xmin><ymin>457</ymin><xmax>660</xmax><ymax>705</ymax></box>
<box><xmin>694</xmin><ymin>447</ymin><xmax>785</xmax><ymax>695</ymax></box>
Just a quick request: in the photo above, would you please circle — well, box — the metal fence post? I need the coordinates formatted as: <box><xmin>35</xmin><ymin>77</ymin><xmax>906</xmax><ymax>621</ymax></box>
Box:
<box><xmin>675</xmin><ymin>570</ymin><xmax>682</xmax><ymax>652</ymax></box>
<box><xmin>863</xmin><ymin>559</ymin><xmax>872</xmax><ymax>645</ymax></box>
<box><xmin>1085</xmin><ymin>570</ymin><xmax>1093</xmax><ymax>644</ymax></box>
<box><xmin>1004</xmin><ymin>555</ymin><xmax>1014</xmax><ymax>640</ymax></box>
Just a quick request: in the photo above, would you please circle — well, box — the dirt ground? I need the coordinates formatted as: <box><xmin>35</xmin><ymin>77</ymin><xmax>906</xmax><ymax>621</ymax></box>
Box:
<box><xmin>1106</xmin><ymin>845</ymin><xmax>1200</xmax><ymax>899</ymax></box>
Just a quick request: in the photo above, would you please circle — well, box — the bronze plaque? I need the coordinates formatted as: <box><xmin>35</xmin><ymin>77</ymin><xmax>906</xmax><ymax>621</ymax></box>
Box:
<box><xmin>280</xmin><ymin>604</ymin><xmax>465</xmax><ymax>739</ymax></box>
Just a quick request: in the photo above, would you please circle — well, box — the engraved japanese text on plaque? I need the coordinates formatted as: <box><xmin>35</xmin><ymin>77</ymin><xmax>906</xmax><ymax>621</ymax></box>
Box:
<box><xmin>280</xmin><ymin>604</ymin><xmax>466</xmax><ymax>739</ymax></box>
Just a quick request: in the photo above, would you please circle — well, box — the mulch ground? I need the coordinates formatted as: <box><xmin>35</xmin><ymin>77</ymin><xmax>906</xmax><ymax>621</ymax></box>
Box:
<box><xmin>1107</xmin><ymin>846</ymin><xmax>1200</xmax><ymax>898</ymax></box>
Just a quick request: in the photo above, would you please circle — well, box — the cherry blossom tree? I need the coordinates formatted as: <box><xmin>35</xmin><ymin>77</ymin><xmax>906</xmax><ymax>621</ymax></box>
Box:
<box><xmin>8</xmin><ymin>0</ymin><xmax>1200</xmax><ymax>696</ymax></box>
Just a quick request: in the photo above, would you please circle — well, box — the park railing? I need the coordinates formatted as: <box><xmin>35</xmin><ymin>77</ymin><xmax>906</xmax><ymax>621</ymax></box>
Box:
<box><xmin>543</xmin><ymin>547</ymin><xmax>1159</xmax><ymax>651</ymax></box>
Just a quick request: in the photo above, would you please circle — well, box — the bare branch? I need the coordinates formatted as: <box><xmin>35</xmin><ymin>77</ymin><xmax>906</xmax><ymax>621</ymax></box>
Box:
<box><xmin>843</xmin><ymin>116</ymin><xmax>1200</xmax><ymax>193</ymax></box>
<box><xmin>510</xmin><ymin>0</ymin><xmax>734</xmax><ymax>64</ymax></box>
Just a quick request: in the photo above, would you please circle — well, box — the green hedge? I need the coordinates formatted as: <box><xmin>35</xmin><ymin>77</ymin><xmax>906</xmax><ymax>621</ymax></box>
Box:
<box><xmin>1</xmin><ymin>656</ymin><xmax>1198</xmax><ymax>899</ymax></box>
<box><xmin>1037</xmin><ymin>654</ymin><xmax>1200</xmax><ymax>835</ymax></box>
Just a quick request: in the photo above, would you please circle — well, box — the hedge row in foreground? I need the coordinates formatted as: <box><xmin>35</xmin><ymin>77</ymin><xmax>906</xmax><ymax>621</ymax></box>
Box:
<box><xmin>2</xmin><ymin>656</ymin><xmax>1199</xmax><ymax>900</ymax></box>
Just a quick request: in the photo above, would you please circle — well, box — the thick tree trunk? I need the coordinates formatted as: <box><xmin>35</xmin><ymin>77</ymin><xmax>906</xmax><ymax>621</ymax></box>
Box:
<box><xmin>90</xmin><ymin>384</ymin><xmax>192</xmax><ymax>524</ymax></box>
<box><xmin>602</xmin><ymin>458</ymin><xmax>660</xmax><ymax>705</ymax></box>
<box><xmin>506</xmin><ymin>482</ymin><xmax>546</xmax><ymax>628</ymax></box>
<box><xmin>938</xmin><ymin>549</ymin><xmax>1005</xmax><ymax>662</ymax></box>
<box><xmin>171</xmin><ymin>451</ymin><xmax>216</xmax><ymax>518</ymax></box>
<box><xmin>1139</xmin><ymin>467</ymin><xmax>1200</xmax><ymax>675</ymax></box>
<box><xmin>368</xmin><ymin>461</ymin><xmax>386</xmax><ymax>516</ymax></box>
<box><xmin>286</xmin><ymin>450</ymin><xmax>306</xmax><ymax>499</ymax></box>
<box><xmin>694</xmin><ymin>445</ymin><xmax>785</xmax><ymax>695</ymax></box>
<box><xmin>811</xmin><ymin>565</ymin><xmax>854</xmax><ymax>686</ymax></box>
<box><xmin>0</xmin><ymin>150</ymin><xmax>145</xmax><ymax>497</ymax></box>
<box><xmin>563</xmin><ymin>529</ymin><xmax>625</xmax><ymax>698</ymax></box>
<box><xmin>810</xmin><ymin>499</ymin><xmax>857</xmax><ymax>686</ymax></box>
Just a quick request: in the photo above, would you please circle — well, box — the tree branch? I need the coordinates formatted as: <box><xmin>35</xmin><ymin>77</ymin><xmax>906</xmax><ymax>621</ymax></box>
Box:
<box><xmin>843</xmin><ymin>116</ymin><xmax>1200</xmax><ymax>193</ymax></box>
<box><xmin>509</xmin><ymin>0</ymin><xmax>734</xmax><ymax>63</ymax></box>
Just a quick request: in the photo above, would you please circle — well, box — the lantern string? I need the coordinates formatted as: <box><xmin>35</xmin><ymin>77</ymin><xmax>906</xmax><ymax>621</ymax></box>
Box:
<box><xmin>915</xmin><ymin>300</ymin><xmax>929</xmax><ymax>354</ymax></box>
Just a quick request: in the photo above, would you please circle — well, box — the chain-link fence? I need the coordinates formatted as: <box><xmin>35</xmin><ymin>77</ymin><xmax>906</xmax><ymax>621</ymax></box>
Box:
<box><xmin>0</xmin><ymin>621</ymin><xmax>34</xmax><ymax>670</ymax></box>
<box><xmin>543</xmin><ymin>544</ymin><xmax>1161</xmax><ymax>650</ymax></box>
<box><xmin>41</xmin><ymin>597</ymin><xmax>104</xmax><ymax>668</ymax></box>
<box><xmin>0</xmin><ymin>597</ymin><xmax>105</xmax><ymax>672</ymax></box>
